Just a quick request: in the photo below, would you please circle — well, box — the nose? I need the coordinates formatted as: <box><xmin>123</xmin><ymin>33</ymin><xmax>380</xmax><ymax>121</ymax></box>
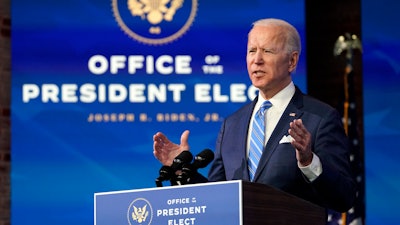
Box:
<box><xmin>254</xmin><ymin>50</ymin><xmax>264</xmax><ymax>64</ymax></box>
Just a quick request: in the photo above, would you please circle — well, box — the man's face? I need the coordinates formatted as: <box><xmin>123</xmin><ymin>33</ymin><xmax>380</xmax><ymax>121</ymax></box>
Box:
<box><xmin>246</xmin><ymin>25</ymin><xmax>296</xmax><ymax>98</ymax></box>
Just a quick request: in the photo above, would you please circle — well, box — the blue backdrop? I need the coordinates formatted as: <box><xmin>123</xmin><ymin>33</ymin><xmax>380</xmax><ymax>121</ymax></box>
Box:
<box><xmin>11</xmin><ymin>1</ymin><xmax>306</xmax><ymax>224</ymax></box>
<box><xmin>362</xmin><ymin>0</ymin><xmax>400</xmax><ymax>224</ymax></box>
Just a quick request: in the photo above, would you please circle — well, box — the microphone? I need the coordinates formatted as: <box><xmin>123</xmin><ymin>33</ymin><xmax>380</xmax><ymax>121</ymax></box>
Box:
<box><xmin>170</xmin><ymin>151</ymin><xmax>193</xmax><ymax>186</ymax></box>
<box><xmin>192</xmin><ymin>148</ymin><xmax>214</xmax><ymax>169</ymax></box>
<box><xmin>155</xmin><ymin>165</ymin><xmax>174</xmax><ymax>187</ymax></box>
<box><xmin>171</xmin><ymin>151</ymin><xmax>193</xmax><ymax>172</ymax></box>
<box><xmin>175</xmin><ymin>149</ymin><xmax>214</xmax><ymax>185</ymax></box>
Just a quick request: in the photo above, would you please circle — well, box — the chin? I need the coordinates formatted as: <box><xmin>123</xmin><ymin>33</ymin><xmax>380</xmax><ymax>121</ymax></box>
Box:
<box><xmin>251</xmin><ymin>80</ymin><xmax>265</xmax><ymax>89</ymax></box>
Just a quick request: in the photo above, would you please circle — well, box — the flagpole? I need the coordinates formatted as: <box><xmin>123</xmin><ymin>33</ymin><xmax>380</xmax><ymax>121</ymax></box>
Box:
<box><xmin>334</xmin><ymin>33</ymin><xmax>362</xmax><ymax>225</ymax></box>
<box><xmin>341</xmin><ymin>64</ymin><xmax>351</xmax><ymax>225</ymax></box>
<box><xmin>343</xmin><ymin>65</ymin><xmax>351</xmax><ymax>135</ymax></box>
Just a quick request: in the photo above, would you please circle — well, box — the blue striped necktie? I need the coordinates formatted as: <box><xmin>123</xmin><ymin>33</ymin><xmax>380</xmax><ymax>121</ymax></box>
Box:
<box><xmin>248</xmin><ymin>101</ymin><xmax>272</xmax><ymax>181</ymax></box>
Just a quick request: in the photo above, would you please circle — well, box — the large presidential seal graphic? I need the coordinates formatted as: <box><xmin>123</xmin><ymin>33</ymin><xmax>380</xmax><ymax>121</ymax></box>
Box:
<box><xmin>127</xmin><ymin>198</ymin><xmax>154</xmax><ymax>225</ymax></box>
<box><xmin>112</xmin><ymin>0</ymin><xmax>198</xmax><ymax>45</ymax></box>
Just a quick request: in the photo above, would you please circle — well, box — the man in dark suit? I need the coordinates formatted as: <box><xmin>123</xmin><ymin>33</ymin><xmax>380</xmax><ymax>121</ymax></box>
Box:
<box><xmin>153</xmin><ymin>18</ymin><xmax>356</xmax><ymax>213</ymax></box>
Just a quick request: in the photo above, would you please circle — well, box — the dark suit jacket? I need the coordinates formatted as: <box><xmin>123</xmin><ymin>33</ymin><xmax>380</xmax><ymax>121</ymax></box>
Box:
<box><xmin>207</xmin><ymin>86</ymin><xmax>356</xmax><ymax>212</ymax></box>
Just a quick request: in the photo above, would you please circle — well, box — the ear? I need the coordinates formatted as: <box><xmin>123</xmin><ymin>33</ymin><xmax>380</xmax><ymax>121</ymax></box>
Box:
<box><xmin>288</xmin><ymin>51</ymin><xmax>299</xmax><ymax>73</ymax></box>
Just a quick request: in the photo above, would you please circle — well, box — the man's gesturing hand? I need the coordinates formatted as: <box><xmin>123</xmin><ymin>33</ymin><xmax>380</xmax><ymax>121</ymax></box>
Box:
<box><xmin>289</xmin><ymin>119</ymin><xmax>313</xmax><ymax>166</ymax></box>
<box><xmin>153</xmin><ymin>130</ymin><xmax>190</xmax><ymax>166</ymax></box>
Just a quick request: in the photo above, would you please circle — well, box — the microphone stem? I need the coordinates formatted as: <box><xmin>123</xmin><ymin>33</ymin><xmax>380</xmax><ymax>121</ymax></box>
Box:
<box><xmin>155</xmin><ymin>179</ymin><xmax>163</xmax><ymax>187</ymax></box>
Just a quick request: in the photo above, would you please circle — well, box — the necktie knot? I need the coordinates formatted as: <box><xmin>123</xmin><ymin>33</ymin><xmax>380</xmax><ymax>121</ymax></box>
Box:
<box><xmin>258</xmin><ymin>101</ymin><xmax>272</xmax><ymax>117</ymax></box>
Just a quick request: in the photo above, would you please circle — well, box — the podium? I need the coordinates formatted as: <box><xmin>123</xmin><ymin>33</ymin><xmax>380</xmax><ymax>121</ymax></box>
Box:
<box><xmin>94</xmin><ymin>180</ymin><xmax>326</xmax><ymax>225</ymax></box>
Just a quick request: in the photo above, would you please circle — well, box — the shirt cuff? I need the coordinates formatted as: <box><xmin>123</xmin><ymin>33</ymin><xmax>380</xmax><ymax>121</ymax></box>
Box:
<box><xmin>298</xmin><ymin>153</ymin><xmax>322</xmax><ymax>182</ymax></box>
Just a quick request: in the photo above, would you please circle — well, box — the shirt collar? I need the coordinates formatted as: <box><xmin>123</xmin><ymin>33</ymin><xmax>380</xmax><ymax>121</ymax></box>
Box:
<box><xmin>256</xmin><ymin>81</ymin><xmax>295</xmax><ymax>111</ymax></box>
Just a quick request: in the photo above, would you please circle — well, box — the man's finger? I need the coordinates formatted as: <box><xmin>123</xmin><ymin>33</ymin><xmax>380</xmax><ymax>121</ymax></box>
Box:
<box><xmin>180</xmin><ymin>130</ymin><xmax>190</xmax><ymax>148</ymax></box>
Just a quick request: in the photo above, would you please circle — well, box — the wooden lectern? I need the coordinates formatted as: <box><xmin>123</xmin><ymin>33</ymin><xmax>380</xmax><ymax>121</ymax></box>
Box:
<box><xmin>242</xmin><ymin>181</ymin><xmax>326</xmax><ymax>225</ymax></box>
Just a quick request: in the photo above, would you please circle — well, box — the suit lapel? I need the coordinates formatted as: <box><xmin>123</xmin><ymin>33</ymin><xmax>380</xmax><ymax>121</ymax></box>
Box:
<box><xmin>253</xmin><ymin>87</ymin><xmax>305</xmax><ymax>181</ymax></box>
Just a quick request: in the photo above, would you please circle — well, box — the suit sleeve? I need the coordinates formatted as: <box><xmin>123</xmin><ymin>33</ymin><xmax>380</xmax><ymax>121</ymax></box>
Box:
<box><xmin>188</xmin><ymin>120</ymin><xmax>227</xmax><ymax>184</ymax></box>
<box><xmin>310</xmin><ymin>109</ymin><xmax>357</xmax><ymax>212</ymax></box>
<box><xmin>207</xmin><ymin>119</ymin><xmax>228</xmax><ymax>182</ymax></box>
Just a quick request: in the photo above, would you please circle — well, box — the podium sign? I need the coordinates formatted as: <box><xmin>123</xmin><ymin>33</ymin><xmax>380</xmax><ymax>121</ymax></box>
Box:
<box><xmin>95</xmin><ymin>180</ymin><xmax>243</xmax><ymax>225</ymax></box>
<box><xmin>95</xmin><ymin>180</ymin><xmax>326</xmax><ymax>225</ymax></box>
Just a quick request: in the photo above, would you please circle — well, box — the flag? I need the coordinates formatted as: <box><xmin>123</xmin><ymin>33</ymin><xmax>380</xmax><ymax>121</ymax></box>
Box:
<box><xmin>327</xmin><ymin>68</ymin><xmax>365</xmax><ymax>225</ymax></box>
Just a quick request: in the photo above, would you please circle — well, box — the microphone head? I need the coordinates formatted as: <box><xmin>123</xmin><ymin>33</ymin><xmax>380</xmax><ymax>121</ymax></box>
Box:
<box><xmin>192</xmin><ymin>149</ymin><xmax>214</xmax><ymax>169</ymax></box>
<box><xmin>181</xmin><ymin>163</ymin><xmax>195</xmax><ymax>175</ymax></box>
<box><xmin>176</xmin><ymin>163</ymin><xmax>195</xmax><ymax>185</ymax></box>
<box><xmin>171</xmin><ymin>151</ymin><xmax>193</xmax><ymax>171</ymax></box>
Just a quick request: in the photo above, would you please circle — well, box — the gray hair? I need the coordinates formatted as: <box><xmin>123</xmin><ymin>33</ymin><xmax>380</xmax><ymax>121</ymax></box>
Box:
<box><xmin>251</xmin><ymin>18</ymin><xmax>302</xmax><ymax>55</ymax></box>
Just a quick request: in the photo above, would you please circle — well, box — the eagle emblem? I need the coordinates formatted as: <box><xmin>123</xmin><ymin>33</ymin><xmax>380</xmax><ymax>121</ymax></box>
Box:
<box><xmin>112</xmin><ymin>0</ymin><xmax>197</xmax><ymax>45</ymax></box>
<box><xmin>127</xmin><ymin>0</ymin><xmax>184</xmax><ymax>34</ymax></box>
<box><xmin>132</xmin><ymin>204</ymin><xmax>149</xmax><ymax>223</ymax></box>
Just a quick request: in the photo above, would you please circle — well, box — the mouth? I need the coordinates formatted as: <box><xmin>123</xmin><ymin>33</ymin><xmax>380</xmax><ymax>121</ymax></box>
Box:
<box><xmin>252</xmin><ymin>70</ymin><xmax>265</xmax><ymax>77</ymax></box>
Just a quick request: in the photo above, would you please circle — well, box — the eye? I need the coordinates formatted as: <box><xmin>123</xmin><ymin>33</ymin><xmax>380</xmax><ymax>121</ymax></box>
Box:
<box><xmin>264</xmin><ymin>49</ymin><xmax>273</xmax><ymax>54</ymax></box>
<box><xmin>248</xmin><ymin>48</ymin><xmax>256</xmax><ymax>53</ymax></box>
